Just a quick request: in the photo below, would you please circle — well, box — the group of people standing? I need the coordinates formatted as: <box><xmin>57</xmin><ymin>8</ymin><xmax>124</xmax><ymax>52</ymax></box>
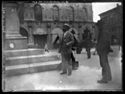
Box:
<box><xmin>54</xmin><ymin>22</ymin><xmax>113</xmax><ymax>84</ymax></box>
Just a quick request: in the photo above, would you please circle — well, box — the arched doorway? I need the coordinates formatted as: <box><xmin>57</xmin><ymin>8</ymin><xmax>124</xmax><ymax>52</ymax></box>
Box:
<box><xmin>33</xmin><ymin>28</ymin><xmax>47</xmax><ymax>48</ymax></box>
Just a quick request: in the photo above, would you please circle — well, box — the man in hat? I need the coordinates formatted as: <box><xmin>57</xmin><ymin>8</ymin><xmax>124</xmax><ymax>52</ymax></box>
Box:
<box><xmin>96</xmin><ymin>20</ymin><xmax>112</xmax><ymax>83</ymax></box>
<box><xmin>53</xmin><ymin>26</ymin><xmax>78</xmax><ymax>71</ymax></box>
<box><xmin>59</xmin><ymin>24</ymin><xmax>75</xmax><ymax>76</ymax></box>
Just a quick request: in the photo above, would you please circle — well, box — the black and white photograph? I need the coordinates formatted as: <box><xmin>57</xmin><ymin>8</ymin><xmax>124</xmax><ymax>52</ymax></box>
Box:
<box><xmin>2</xmin><ymin>0</ymin><xmax>123</xmax><ymax>92</ymax></box>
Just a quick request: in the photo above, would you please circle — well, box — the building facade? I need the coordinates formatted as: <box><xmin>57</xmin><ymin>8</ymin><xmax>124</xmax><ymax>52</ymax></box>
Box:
<box><xmin>2</xmin><ymin>2</ymin><xmax>94</xmax><ymax>50</ymax></box>
<box><xmin>99</xmin><ymin>4</ymin><xmax>123</xmax><ymax>45</ymax></box>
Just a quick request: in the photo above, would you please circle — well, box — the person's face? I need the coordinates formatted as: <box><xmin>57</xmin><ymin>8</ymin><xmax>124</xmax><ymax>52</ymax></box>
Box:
<box><xmin>63</xmin><ymin>26</ymin><xmax>69</xmax><ymax>32</ymax></box>
<box><xmin>63</xmin><ymin>27</ymin><xmax>66</xmax><ymax>32</ymax></box>
<box><xmin>71</xmin><ymin>30</ymin><xmax>75</xmax><ymax>34</ymax></box>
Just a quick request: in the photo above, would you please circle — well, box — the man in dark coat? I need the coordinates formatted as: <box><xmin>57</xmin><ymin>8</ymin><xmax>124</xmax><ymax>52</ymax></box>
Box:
<box><xmin>82</xmin><ymin>27</ymin><xmax>92</xmax><ymax>59</ymax></box>
<box><xmin>54</xmin><ymin>28</ymin><xmax>78</xmax><ymax>70</ymax></box>
<box><xmin>96</xmin><ymin>21</ymin><xmax>112</xmax><ymax>83</ymax></box>
<box><xmin>58</xmin><ymin>24</ymin><xmax>75</xmax><ymax>76</ymax></box>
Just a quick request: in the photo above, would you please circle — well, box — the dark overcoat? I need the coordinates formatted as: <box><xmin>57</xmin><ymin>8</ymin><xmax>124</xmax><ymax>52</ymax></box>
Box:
<box><xmin>59</xmin><ymin>30</ymin><xmax>74</xmax><ymax>62</ymax></box>
<box><xmin>96</xmin><ymin>30</ymin><xmax>111</xmax><ymax>55</ymax></box>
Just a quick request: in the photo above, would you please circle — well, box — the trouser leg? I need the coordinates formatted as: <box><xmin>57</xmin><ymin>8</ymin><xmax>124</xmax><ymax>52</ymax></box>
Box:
<box><xmin>93</xmin><ymin>47</ymin><xmax>97</xmax><ymax>55</ymax></box>
<box><xmin>60</xmin><ymin>52</ymin><xmax>73</xmax><ymax>75</ymax></box>
<box><xmin>88</xmin><ymin>48</ymin><xmax>91</xmax><ymax>58</ymax></box>
<box><xmin>99</xmin><ymin>54</ymin><xmax>112</xmax><ymax>81</ymax></box>
<box><xmin>71</xmin><ymin>52</ymin><xmax>75</xmax><ymax>62</ymax></box>
<box><xmin>71</xmin><ymin>52</ymin><xmax>75</xmax><ymax>68</ymax></box>
<box><xmin>103</xmin><ymin>54</ymin><xmax>112</xmax><ymax>81</ymax></box>
<box><xmin>61</xmin><ymin>55</ymin><xmax>67</xmax><ymax>73</ymax></box>
<box><xmin>67</xmin><ymin>59</ymin><xmax>72</xmax><ymax>75</ymax></box>
<box><xmin>65</xmin><ymin>53</ymin><xmax>72</xmax><ymax>75</ymax></box>
<box><xmin>86</xmin><ymin>47</ymin><xmax>91</xmax><ymax>58</ymax></box>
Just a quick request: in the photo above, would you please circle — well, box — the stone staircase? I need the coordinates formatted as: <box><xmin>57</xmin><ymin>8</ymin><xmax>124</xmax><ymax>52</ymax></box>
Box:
<box><xmin>4</xmin><ymin>48</ymin><xmax>61</xmax><ymax>77</ymax></box>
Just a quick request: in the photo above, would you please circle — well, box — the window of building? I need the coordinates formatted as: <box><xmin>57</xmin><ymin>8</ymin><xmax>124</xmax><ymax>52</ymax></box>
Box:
<box><xmin>68</xmin><ymin>6</ymin><xmax>74</xmax><ymax>21</ymax></box>
<box><xmin>24</xmin><ymin>6</ymin><xmax>35</xmax><ymax>21</ymax></box>
<box><xmin>34</xmin><ymin>4</ymin><xmax>43</xmax><ymax>22</ymax></box>
<box><xmin>52</xmin><ymin>5</ymin><xmax>59</xmax><ymax>21</ymax></box>
<box><xmin>82</xmin><ymin>7</ymin><xmax>88</xmax><ymax>21</ymax></box>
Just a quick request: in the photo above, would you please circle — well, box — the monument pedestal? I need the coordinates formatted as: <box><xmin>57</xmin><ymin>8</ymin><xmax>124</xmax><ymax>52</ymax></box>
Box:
<box><xmin>5</xmin><ymin>34</ymin><xmax>27</xmax><ymax>50</ymax></box>
<box><xmin>4</xmin><ymin>3</ymin><xmax>28</xmax><ymax>50</ymax></box>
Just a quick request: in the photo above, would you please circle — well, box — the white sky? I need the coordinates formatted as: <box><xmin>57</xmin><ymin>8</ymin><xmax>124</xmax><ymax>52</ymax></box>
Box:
<box><xmin>92</xmin><ymin>2</ymin><xmax>122</xmax><ymax>22</ymax></box>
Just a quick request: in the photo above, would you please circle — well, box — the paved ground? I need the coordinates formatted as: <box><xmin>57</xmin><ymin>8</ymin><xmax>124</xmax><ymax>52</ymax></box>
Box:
<box><xmin>3</xmin><ymin>46</ymin><xmax>122</xmax><ymax>92</ymax></box>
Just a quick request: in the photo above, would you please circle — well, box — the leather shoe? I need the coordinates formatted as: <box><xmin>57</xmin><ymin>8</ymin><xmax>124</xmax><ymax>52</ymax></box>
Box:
<box><xmin>60</xmin><ymin>72</ymin><xmax>66</xmax><ymax>75</ymax></box>
<box><xmin>72</xmin><ymin>67</ymin><xmax>78</xmax><ymax>70</ymax></box>
<box><xmin>97</xmin><ymin>79</ymin><xmax>108</xmax><ymax>84</ymax></box>
<box><xmin>107</xmin><ymin>78</ymin><xmax>112</xmax><ymax>81</ymax></box>
<box><xmin>67</xmin><ymin>73</ymin><xmax>72</xmax><ymax>76</ymax></box>
<box><xmin>88</xmin><ymin>56</ymin><xmax>91</xmax><ymax>59</ymax></box>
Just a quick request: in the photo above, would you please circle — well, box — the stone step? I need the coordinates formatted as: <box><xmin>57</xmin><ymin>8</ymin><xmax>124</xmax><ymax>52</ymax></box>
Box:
<box><xmin>4</xmin><ymin>48</ymin><xmax>45</xmax><ymax>57</ymax></box>
<box><xmin>5</xmin><ymin>60</ymin><xmax>61</xmax><ymax>77</ymax></box>
<box><xmin>5</xmin><ymin>52</ymin><xmax>60</xmax><ymax>66</ymax></box>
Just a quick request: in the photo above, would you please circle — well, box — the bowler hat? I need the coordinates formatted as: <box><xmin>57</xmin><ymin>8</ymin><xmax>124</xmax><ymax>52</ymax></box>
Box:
<box><xmin>63</xmin><ymin>23</ymin><xmax>70</xmax><ymax>28</ymax></box>
<box><xmin>63</xmin><ymin>23</ymin><xmax>70</xmax><ymax>27</ymax></box>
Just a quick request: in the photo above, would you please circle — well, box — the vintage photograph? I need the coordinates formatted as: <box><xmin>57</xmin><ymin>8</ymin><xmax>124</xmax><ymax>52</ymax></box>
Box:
<box><xmin>2</xmin><ymin>1</ymin><xmax>122</xmax><ymax>91</ymax></box>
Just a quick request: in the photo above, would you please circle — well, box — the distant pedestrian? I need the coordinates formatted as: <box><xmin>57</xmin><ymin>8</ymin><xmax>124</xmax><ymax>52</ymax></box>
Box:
<box><xmin>82</xmin><ymin>27</ymin><xmax>92</xmax><ymax>59</ymax></box>
<box><xmin>44</xmin><ymin>43</ymin><xmax>49</xmax><ymax>52</ymax></box>
<box><xmin>93</xmin><ymin>38</ymin><xmax>97</xmax><ymax>55</ymax></box>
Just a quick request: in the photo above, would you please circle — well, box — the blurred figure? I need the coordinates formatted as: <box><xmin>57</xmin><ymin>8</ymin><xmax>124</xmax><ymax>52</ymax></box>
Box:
<box><xmin>70</xmin><ymin>29</ymin><xmax>79</xmax><ymax>70</ymax></box>
<box><xmin>96</xmin><ymin>20</ymin><xmax>112</xmax><ymax>83</ymax></box>
<box><xmin>93</xmin><ymin>38</ymin><xmax>97</xmax><ymax>55</ymax></box>
<box><xmin>54</xmin><ymin>28</ymin><xmax>79</xmax><ymax>70</ymax></box>
<box><xmin>58</xmin><ymin>24</ymin><xmax>74</xmax><ymax>76</ymax></box>
<box><xmin>44</xmin><ymin>43</ymin><xmax>49</xmax><ymax>52</ymax></box>
<box><xmin>82</xmin><ymin>27</ymin><xmax>92</xmax><ymax>59</ymax></box>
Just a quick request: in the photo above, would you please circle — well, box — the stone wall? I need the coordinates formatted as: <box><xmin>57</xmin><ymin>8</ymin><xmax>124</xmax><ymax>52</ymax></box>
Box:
<box><xmin>3</xmin><ymin>2</ymin><xmax>95</xmax><ymax>49</ymax></box>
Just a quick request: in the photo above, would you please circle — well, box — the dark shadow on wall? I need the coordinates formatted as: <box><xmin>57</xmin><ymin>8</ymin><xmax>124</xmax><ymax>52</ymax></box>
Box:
<box><xmin>19</xmin><ymin>27</ymin><xmax>28</xmax><ymax>37</ymax></box>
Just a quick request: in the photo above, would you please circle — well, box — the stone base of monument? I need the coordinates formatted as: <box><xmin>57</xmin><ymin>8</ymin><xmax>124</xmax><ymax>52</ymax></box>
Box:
<box><xmin>5</xmin><ymin>34</ymin><xmax>28</xmax><ymax>50</ymax></box>
<box><xmin>28</xmin><ymin>43</ymin><xmax>35</xmax><ymax>48</ymax></box>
